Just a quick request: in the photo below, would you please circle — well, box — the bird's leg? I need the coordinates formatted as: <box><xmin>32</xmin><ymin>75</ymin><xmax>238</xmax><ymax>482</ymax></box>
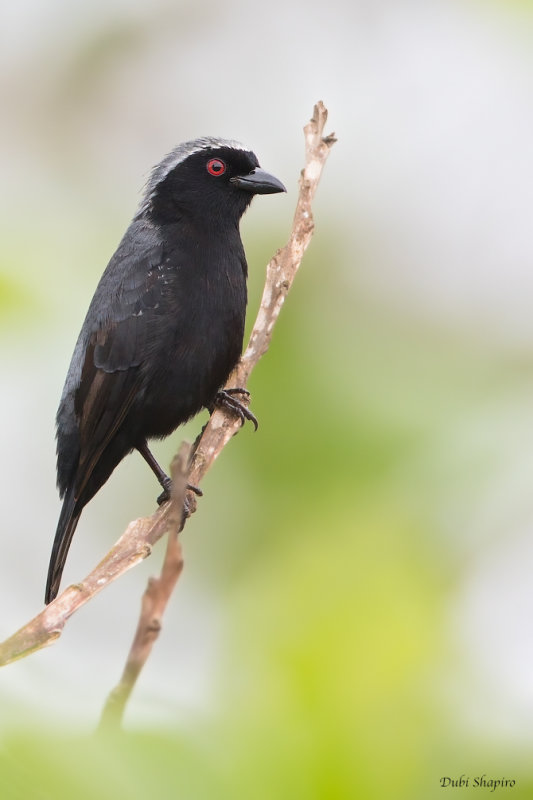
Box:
<box><xmin>136</xmin><ymin>440</ymin><xmax>172</xmax><ymax>504</ymax></box>
<box><xmin>136</xmin><ymin>439</ymin><xmax>202</xmax><ymax>505</ymax></box>
<box><xmin>212</xmin><ymin>388</ymin><xmax>258</xmax><ymax>430</ymax></box>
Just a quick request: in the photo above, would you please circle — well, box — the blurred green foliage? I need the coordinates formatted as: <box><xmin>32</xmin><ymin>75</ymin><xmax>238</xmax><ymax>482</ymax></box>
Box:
<box><xmin>2</xmin><ymin>1</ymin><xmax>533</xmax><ymax>795</ymax></box>
<box><xmin>2</xmin><ymin>235</ymin><xmax>532</xmax><ymax>797</ymax></box>
<box><xmin>0</xmin><ymin>272</ymin><xmax>36</xmax><ymax>321</ymax></box>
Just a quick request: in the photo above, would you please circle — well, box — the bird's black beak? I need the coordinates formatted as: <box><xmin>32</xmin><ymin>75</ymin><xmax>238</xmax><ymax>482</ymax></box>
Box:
<box><xmin>231</xmin><ymin>167</ymin><xmax>286</xmax><ymax>195</ymax></box>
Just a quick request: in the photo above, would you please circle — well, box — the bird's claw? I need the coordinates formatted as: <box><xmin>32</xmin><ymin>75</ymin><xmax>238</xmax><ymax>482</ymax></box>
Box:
<box><xmin>213</xmin><ymin>388</ymin><xmax>258</xmax><ymax>430</ymax></box>
<box><xmin>156</xmin><ymin>475</ymin><xmax>173</xmax><ymax>505</ymax></box>
<box><xmin>157</xmin><ymin>480</ymin><xmax>203</xmax><ymax>506</ymax></box>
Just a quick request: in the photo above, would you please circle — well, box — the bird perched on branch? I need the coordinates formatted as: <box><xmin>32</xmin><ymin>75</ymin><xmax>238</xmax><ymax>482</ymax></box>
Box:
<box><xmin>46</xmin><ymin>138</ymin><xmax>285</xmax><ymax>604</ymax></box>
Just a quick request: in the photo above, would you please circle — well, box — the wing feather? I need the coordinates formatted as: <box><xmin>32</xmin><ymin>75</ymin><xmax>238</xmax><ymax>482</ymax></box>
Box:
<box><xmin>69</xmin><ymin>226</ymin><xmax>168</xmax><ymax>498</ymax></box>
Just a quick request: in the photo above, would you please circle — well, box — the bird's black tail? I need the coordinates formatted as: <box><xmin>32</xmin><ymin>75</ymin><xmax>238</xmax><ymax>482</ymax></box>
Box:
<box><xmin>45</xmin><ymin>488</ymin><xmax>81</xmax><ymax>604</ymax></box>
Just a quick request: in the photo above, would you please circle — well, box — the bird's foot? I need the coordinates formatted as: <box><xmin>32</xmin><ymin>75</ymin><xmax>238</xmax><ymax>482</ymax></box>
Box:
<box><xmin>156</xmin><ymin>475</ymin><xmax>173</xmax><ymax>505</ymax></box>
<box><xmin>213</xmin><ymin>388</ymin><xmax>258</xmax><ymax>430</ymax></box>
<box><xmin>137</xmin><ymin>441</ymin><xmax>202</xmax><ymax>505</ymax></box>
<box><xmin>157</xmin><ymin>480</ymin><xmax>203</xmax><ymax>506</ymax></box>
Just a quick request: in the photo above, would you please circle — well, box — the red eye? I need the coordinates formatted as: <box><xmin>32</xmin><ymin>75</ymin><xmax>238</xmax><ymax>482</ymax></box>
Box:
<box><xmin>206</xmin><ymin>158</ymin><xmax>226</xmax><ymax>176</ymax></box>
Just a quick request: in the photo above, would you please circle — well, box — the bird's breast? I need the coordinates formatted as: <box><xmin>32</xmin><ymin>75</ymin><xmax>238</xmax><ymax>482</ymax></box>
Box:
<box><xmin>138</xmin><ymin>245</ymin><xmax>247</xmax><ymax>436</ymax></box>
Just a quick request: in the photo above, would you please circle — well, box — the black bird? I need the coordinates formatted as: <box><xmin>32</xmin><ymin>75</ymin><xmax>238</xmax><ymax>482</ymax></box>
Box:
<box><xmin>46</xmin><ymin>137</ymin><xmax>285</xmax><ymax>604</ymax></box>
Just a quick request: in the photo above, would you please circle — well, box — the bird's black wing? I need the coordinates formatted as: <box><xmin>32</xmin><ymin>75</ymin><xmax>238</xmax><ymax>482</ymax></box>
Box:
<box><xmin>71</xmin><ymin>224</ymin><xmax>167</xmax><ymax>499</ymax></box>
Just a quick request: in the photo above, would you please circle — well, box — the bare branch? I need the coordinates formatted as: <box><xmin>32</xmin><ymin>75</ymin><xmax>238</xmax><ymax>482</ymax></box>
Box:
<box><xmin>186</xmin><ymin>101</ymin><xmax>336</xmax><ymax>493</ymax></box>
<box><xmin>0</xmin><ymin>101</ymin><xmax>336</xmax><ymax>668</ymax></box>
<box><xmin>98</xmin><ymin>443</ymin><xmax>189</xmax><ymax>729</ymax></box>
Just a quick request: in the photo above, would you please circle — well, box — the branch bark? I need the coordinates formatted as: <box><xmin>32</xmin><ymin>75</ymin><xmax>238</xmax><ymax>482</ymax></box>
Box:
<box><xmin>0</xmin><ymin>101</ymin><xmax>336</xmax><ymax>669</ymax></box>
<box><xmin>98</xmin><ymin>443</ymin><xmax>189</xmax><ymax>729</ymax></box>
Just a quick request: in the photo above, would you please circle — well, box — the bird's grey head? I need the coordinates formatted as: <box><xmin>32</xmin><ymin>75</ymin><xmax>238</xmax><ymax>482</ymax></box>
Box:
<box><xmin>136</xmin><ymin>137</ymin><xmax>285</xmax><ymax>220</ymax></box>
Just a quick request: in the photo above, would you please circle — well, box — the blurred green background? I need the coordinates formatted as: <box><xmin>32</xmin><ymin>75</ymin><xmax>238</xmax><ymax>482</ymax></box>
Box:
<box><xmin>2</xmin><ymin>0</ymin><xmax>533</xmax><ymax>797</ymax></box>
